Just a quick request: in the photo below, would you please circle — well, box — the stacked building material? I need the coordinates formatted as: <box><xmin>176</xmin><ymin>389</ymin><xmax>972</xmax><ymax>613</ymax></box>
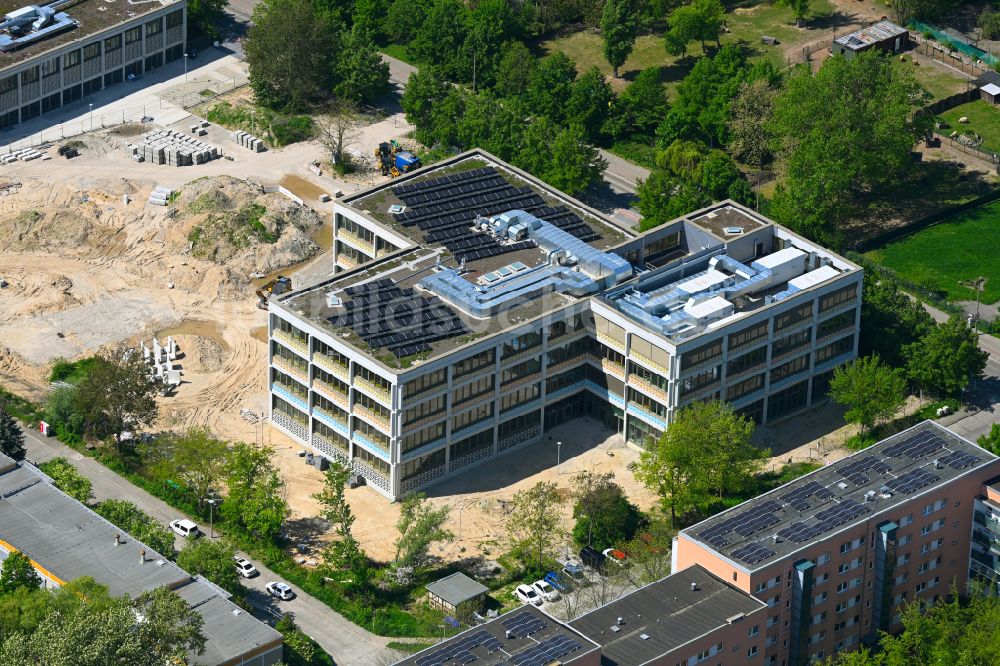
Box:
<box><xmin>148</xmin><ymin>185</ymin><xmax>173</xmax><ymax>206</ymax></box>
<box><xmin>0</xmin><ymin>147</ymin><xmax>46</xmax><ymax>163</ymax></box>
<box><xmin>125</xmin><ymin>129</ymin><xmax>220</xmax><ymax>166</ymax></box>
<box><xmin>231</xmin><ymin>130</ymin><xmax>266</xmax><ymax>152</ymax></box>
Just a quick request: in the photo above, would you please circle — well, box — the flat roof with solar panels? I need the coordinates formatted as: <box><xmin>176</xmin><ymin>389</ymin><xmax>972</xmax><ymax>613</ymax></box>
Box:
<box><xmin>395</xmin><ymin>606</ymin><xmax>600</xmax><ymax>666</ymax></box>
<box><xmin>279</xmin><ymin>153</ymin><xmax>634</xmax><ymax>366</ymax></box>
<box><xmin>680</xmin><ymin>421</ymin><xmax>999</xmax><ymax>571</ymax></box>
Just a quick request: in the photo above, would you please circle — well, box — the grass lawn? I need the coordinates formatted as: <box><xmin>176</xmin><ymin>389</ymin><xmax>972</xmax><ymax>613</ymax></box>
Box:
<box><xmin>538</xmin><ymin>0</ymin><xmax>833</xmax><ymax>92</ymax></box>
<box><xmin>908</xmin><ymin>59</ymin><xmax>970</xmax><ymax>101</ymax></box>
<box><xmin>865</xmin><ymin>199</ymin><xmax>1000</xmax><ymax>304</ymax></box>
<box><xmin>939</xmin><ymin>99</ymin><xmax>1000</xmax><ymax>154</ymax></box>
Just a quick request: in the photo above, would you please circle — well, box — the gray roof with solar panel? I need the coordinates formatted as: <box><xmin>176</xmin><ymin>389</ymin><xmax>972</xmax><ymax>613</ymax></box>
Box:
<box><xmin>394</xmin><ymin>606</ymin><xmax>600</xmax><ymax>666</ymax></box>
<box><xmin>680</xmin><ymin>420</ymin><xmax>999</xmax><ymax>571</ymax></box>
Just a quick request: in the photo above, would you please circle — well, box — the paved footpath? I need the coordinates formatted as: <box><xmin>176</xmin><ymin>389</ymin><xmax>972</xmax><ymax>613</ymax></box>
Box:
<box><xmin>19</xmin><ymin>425</ymin><xmax>392</xmax><ymax>666</ymax></box>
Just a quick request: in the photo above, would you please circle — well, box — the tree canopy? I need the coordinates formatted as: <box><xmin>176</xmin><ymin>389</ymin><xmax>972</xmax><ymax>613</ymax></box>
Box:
<box><xmin>393</xmin><ymin>492</ymin><xmax>453</xmax><ymax>568</ymax></box>
<box><xmin>828</xmin><ymin>355</ymin><xmax>907</xmax><ymax>436</ymax></box>
<box><xmin>905</xmin><ymin>314</ymin><xmax>989</xmax><ymax>398</ymax></box>
<box><xmin>74</xmin><ymin>344</ymin><xmax>158</xmax><ymax>453</ymax></box>
<box><xmin>38</xmin><ymin>457</ymin><xmax>92</xmax><ymax>504</ymax></box>
<box><xmin>220</xmin><ymin>443</ymin><xmax>288</xmax><ymax>542</ymax></box>
<box><xmin>860</xmin><ymin>272</ymin><xmax>935</xmax><ymax>368</ymax></box>
<box><xmin>570</xmin><ymin>471</ymin><xmax>646</xmax><ymax>549</ymax></box>
<box><xmin>601</xmin><ymin>0</ymin><xmax>637</xmax><ymax>78</ymax></box>
<box><xmin>313</xmin><ymin>462</ymin><xmax>368</xmax><ymax>584</ymax></box>
<box><xmin>507</xmin><ymin>481</ymin><xmax>565</xmax><ymax>569</ymax></box>
<box><xmin>664</xmin><ymin>0</ymin><xmax>725</xmax><ymax>56</ymax></box>
<box><xmin>176</xmin><ymin>540</ymin><xmax>245</xmax><ymax>599</ymax></box>
<box><xmin>0</xmin><ymin>407</ymin><xmax>25</xmax><ymax>462</ymax></box>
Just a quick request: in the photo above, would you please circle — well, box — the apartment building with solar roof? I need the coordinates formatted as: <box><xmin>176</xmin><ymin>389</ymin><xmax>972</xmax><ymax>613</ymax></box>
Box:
<box><xmin>0</xmin><ymin>0</ymin><xmax>186</xmax><ymax>129</ymax></box>
<box><xmin>392</xmin><ymin>422</ymin><xmax>1000</xmax><ymax>666</ymax></box>
<box><xmin>265</xmin><ymin>149</ymin><xmax>863</xmax><ymax>499</ymax></box>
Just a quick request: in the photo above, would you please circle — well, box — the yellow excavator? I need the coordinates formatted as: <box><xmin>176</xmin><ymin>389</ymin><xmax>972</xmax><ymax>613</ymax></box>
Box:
<box><xmin>256</xmin><ymin>276</ymin><xmax>291</xmax><ymax>310</ymax></box>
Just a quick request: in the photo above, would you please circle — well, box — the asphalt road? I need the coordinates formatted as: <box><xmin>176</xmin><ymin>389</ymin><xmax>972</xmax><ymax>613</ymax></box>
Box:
<box><xmin>19</xmin><ymin>425</ymin><xmax>391</xmax><ymax>665</ymax></box>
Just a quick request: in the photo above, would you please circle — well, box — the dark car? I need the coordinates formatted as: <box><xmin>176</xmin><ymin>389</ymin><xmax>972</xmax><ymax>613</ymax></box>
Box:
<box><xmin>580</xmin><ymin>546</ymin><xmax>606</xmax><ymax>572</ymax></box>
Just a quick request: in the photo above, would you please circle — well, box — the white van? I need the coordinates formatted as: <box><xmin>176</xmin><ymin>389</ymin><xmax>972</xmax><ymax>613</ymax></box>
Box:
<box><xmin>170</xmin><ymin>519</ymin><xmax>200</xmax><ymax>538</ymax></box>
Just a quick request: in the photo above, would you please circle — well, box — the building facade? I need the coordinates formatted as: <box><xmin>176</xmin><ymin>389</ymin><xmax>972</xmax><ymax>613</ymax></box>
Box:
<box><xmin>267</xmin><ymin>150</ymin><xmax>862</xmax><ymax>500</ymax></box>
<box><xmin>0</xmin><ymin>0</ymin><xmax>185</xmax><ymax>129</ymax></box>
<box><xmin>673</xmin><ymin>421</ymin><xmax>1000</xmax><ymax>666</ymax></box>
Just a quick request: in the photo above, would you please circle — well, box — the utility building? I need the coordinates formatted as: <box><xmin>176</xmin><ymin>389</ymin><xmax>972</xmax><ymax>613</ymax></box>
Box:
<box><xmin>832</xmin><ymin>20</ymin><xmax>908</xmax><ymax>58</ymax></box>
<box><xmin>266</xmin><ymin>150</ymin><xmax>862</xmax><ymax>500</ymax></box>
<box><xmin>0</xmin><ymin>0</ymin><xmax>185</xmax><ymax>129</ymax></box>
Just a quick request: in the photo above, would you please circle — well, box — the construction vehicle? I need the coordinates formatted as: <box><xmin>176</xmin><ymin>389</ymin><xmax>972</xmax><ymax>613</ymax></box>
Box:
<box><xmin>374</xmin><ymin>141</ymin><xmax>421</xmax><ymax>178</ymax></box>
<box><xmin>255</xmin><ymin>276</ymin><xmax>291</xmax><ymax>310</ymax></box>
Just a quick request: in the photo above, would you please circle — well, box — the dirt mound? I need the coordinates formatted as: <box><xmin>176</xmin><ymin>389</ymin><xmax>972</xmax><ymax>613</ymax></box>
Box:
<box><xmin>173</xmin><ymin>334</ymin><xmax>228</xmax><ymax>373</ymax></box>
<box><xmin>170</xmin><ymin>176</ymin><xmax>323</xmax><ymax>276</ymax></box>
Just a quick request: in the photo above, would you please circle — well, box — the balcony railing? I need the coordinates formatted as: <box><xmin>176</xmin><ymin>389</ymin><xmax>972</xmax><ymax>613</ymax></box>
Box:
<box><xmin>600</xmin><ymin>358</ymin><xmax>626</xmax><ymax>379</ymax></box>
<box><xmin>314</xmin><ymin>353</ymin><xmax>350</xmax><ymax>381</ymax></box>
<box><xmin>274</xmin><ymin>329</ymin><xmax>309</xmax><ymax>358</ymax></box>
<box><xmin>272</xmin><ymin>411</ymin><xmax>308</xmax><ymax>442</ymax></box>
<box><xmin>311</xmin><ymin>432</ymin><xmax>350</xmax><ymax>466</ymax></box>
<box><xmin>816</xmin><ymin>326</ymin><xmax>855</xmax><ymax>345</ymax></box>
<box><xmin>355</xmin><ymin>376</ymin><xmax>392</xmax><ymax>404</ymax></box>
<box><xmin>354</xmin><ymin>405</ymin><xmax>391</xmax><ymax>433</ymax></box>
<box><xmin>498</xmin><ymin>424</ymin><xmax>540</xmax><ymax>451</ymax></box>
<box><xmin>337</xmin><ymin>228</ymin><xmax>375</xmax><ymax>255</ymax></box>
<box><xmin>312</xmin><ymin>407</ymin><xmax>350</xmax><ymax>435</ymax></box>
<box><xmin>313</xmin><ymin>379</ymin><xmax>350</xmax><ymax>409</ymax></box>
<box><xmin>819</xmin><ymin>297</ymin><xmax>858</xmax><ymax>317</ymax></box>
<box><xmin>596</xmin><ymin>331</ymin><xmax>626</xmax><ymax>353</ymax></box>
<box><xmin>629</xmin><ymin>350</ymin><xmax>669</xmax><ymax>376</ymax></box>
<box><xmin>626</xmin><ymin>402</ymin><xmax>667</xmax><ymax>429</ymax></box>
<box><xmin>272</xmin><ymin>383</ymin><xmax>309</xmax><ymax>412</ymax></box>
<box><xmin>353</xmin><ymin>431</ymin><xmax>390</xmax><ymax>459</ymax></box>
<box><xmin>272</xmin><ymin>355</ymin><xmax>308</xmax><ymax>383</ymax></box>
<box><xmin>628</xmin><ymin>375</ymin><xmax>669</xmax><ymax>403</ymax></box>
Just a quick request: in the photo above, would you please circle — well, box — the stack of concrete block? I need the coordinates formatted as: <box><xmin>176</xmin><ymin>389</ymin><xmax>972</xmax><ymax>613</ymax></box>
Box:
<box><xmin>1</xmin><ymin>147</ymin><xmax>44</xmax><ymax>163</ymax></box>
<box><xmin>232</xmin><ymin>130</ymin><xmax>266</xmax><ymax>152</ymax></box>
<box><xmin>124</xmin><ymin>129</ymin><xmax>220</xmax><ymax>167</ymax></box>
<box><xmin>148</xmin><ymin>185</ymin><xmax>173</xmax><ymax>206</ymax></box>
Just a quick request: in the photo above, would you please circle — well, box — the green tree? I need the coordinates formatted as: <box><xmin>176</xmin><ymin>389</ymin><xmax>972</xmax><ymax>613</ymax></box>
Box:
<box><xmin>0</xmin><ymin>587</ymin><xmax>205</xmax><ymax>666</ymax></box>
<box><xmin>828</xmin><ymin>355</ymin><xmax>908</xmax><ymax>436</ymax></box>
<box><xmin>664</xmin><ymin>0</ymin><xmax>725</xmax><ymax>56</ymax></box>
<box><xmin>333</xmin><ymin>24</ymin><xmax>390</xmax><ymax>102</ymax></box>
<box><xmin>906</xmin><ymin>314</ymin><xmax>989</xmax><ymax>398</ymax></box>
<box><xmin>144</xmin><ymin>427</ymin><xmax>229</xmax><ymax>507</ymax></box>
<box><xmin>0</xmin><ymin>587</ymin><xmax>51</xmax><ymax>640</ymax></box>
<box><xmin>0</xmin><ymin>406</ymin><xmax>25</xmax><ymax>462</ymax></box>
<box><xmin>570</xmin><ymin>471</ymin><xmax>646</xmax><ymax>549</ymax></box>
<box><xmin>312</xmin><ymin>462</ymin><xmax>368</xmax><ymax>581</ymax></box>
<box><xmin>769</xmin><ymin>50</ymin><xmax>926</xmax><ymax>246</ymax></box>
<box><xmin>275</xmin><ymin>613</ymin><xmax>322</xmax><ymax>666</ymax></box>
<box><xmin>541</xmin><ymin>124</ymin><xmax>608</xmax><ymax>196</ymax></box>
<box><xmin>176</xmin><ymin>540</ymin><xmax>244</xmax><ymax>598</ymax></box>
<box><xmin>601</xmin><ymin>0</ymin><xmax>637</xmax><ymax>78</ymax></box>
<box><xmin>94</xmin><ymin>499</ymin><xmax>176</xmax><ymax>558</ymax></box>
<box><xmin>393</xmin><ymin>493</ymin><xmax>453</xmax><ymax>568</ymax></box>
<box><xmin>613</xmin><ymin>66</ymin><xmax>668</xmax><ymax>139</ymax></box>
<box><xmin>859</xmin><ymin>272</ymin><xmax>935</xmax><ymax>368</ymax></box>
<box><xmin>463</xmin><ymin>0</ymin><xmax>523</xmax><ymax>89</ymax></box>
<box><xmin>727</xmin><ymin>78</ymin><xmax>777</xmax><ymax>168</ymax></box>
<box><xmin>0</xmin><ymin>551</ymin><xmax>41</xmax><ymax>596</ymax></box>
<box><xmin>186</xmin><ymin>0</ymin><xmax>227</xmax><ymax>37</ymax></box>
<box><xmin>401</xmin><ymin>66</ymin><xmax>451</xmax><ymax>146</ymax></box>
<box><xmin>494</xmin><ymin>42</ymin><xmax>536</xmax><ymax>98</ymax></box>
<box><xmin>526</xmin><ymin>52</ymin><xmax>577</xmax><ymax>124</ymax></box>
<box><xmin>507</xmin><ymin>481</ymin><xmax>565</xmax><ymax>570</ymax></box>
<box><xmin>45</xmin><ymin>385</ymin><xmax>84</xmax><ymax>443</ymax></box>
<box><xmin>38</xmin><ymin>457</ymin><xmax>92</xmax><ymax>503</ymax></box>
<box><xmin>410</xmin><ymin>0</ymin><xmax>469</xmax><ymax>80</ymax></box>
<box><xmin>74</xmin><ymin>344</ymin><xmax>158</xmax><ymax>454</ymax></box>
<box><xmin>978</xmin><ymin>423</ymin><xmax>1000</xmax><ymax>455</ymax></box>
<box><xmin>351</xmin><ymin>0</ymin><xmax>389</xmax><ymax>39</ymax></box>
<box><xmin>244</xmin><ymin>0</ymin><xmax>341</xmax><ymax>110</ymax></box>
<box><xmin>634</xmin><ymin>401</ymin><xmax>766</xmax><ymax>525</ymax></box>
<box><xmin>385</xmin><ymin>0</ymin><xmax>430</xmax><ymax>43</ymax></box>
<box><xmin>221</xmin><ymin>443</ymin><xmax>288</xmax><ymax>542</ymax></box>
<box><xmin>778</xmin><ymin>0</ymin><xmax>811</xmax><ymax>26</ymax></box>
<box><xmin>566</xmin><ymin>67</ymin><xmax>615</xmax><ymax>144</ymax></box>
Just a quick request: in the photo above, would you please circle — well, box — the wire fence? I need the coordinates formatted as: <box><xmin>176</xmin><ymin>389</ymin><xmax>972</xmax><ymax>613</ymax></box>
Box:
<box><xmin>2</xmin><ymin>73</ymin><xmax>249</xmax><ymax>153</ymax></box>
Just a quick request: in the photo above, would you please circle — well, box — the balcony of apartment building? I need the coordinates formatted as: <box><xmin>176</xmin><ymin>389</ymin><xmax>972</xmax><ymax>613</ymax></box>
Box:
<box><xmin>813</xmin><ymin>336</ymin><xmax>856</xmax><ymax>374</ymax></box>
<box><xmin>451</xmin><ymin>403</ymin><xmax>495</xmax><ymax>441</ymax></box>
<box><xmin>544</xmin><ymin>366</ymin><xmax>590</xmax><ymax>402</ymax></box>
<box><xmin>273</xmin><ymin>318</ymin><xmax>310</xmax><ymax>359</ymax></box>
<box><xmin>312</xmin><ymin>368</ymin><xmax>350</xmax><ymax>410</ymax></box>
<box><xmin>500</xmin><ymin>384</ymin><xmax>542</xmax><ymax>420</ymax></box>
<box><xmin>500</xmin><ymin>357</ymin><xmax>542</xmax><ymax>391</ymax></box>
<box><xmin>336</xmin><ymin>216</ymin><xmax>378</xmax><ymax>255</ymax></box>
<box><xmin>271</xmin><ymin>370</ymin><xmax>309</xmax><ymax>413</ymax></box>
<box><xmin>627</xmin><ymin>347</ymin><xmax>670</xmax><ymax>379</ymax></box>
<box><xmin>546</xmin><ymin>317</ymin><xmax>589</xmax><ymax>347</ymax></box>
<box><xmin>354</xmin><ymin>366</ymin><xmax>392</xmax><ymax>405</ymax></box>
<box><xmin>311</xmin><ymin>394</ymin><xmax>350</xmax><ymax>437</ymax></box>
<box><xmin>627</xmin><ymin>363</ymin><xmax>670</xmax><ymax>403</ymax></box>
<box><xmin>354</xmin><ymin>393</ymin><xmax>392</xmax><ymax>434</ymax></box>
<box><xmin>770</xmin><ymin>328</ymin><xmax>813</xmax><ymax>365</ymax></box>
<box><xmin>725</xmin><ymin>345</ymin><xmax>768</xmax><ymax>383</ymax></box>
<box><xmin>726</xmin><ymin>373</ymin><xmax>766</xmax><ymax>410</ymax></box>
<box><xmin>678</xmin><ymin>340</ymin><xmax>723</xmax><ymax>380</ymax></box>
<box><xmin>352</xmin><ymin>415</ymin><xmax>391</xmax><ymax>459</ymax></box>
<box><xmin>272</xmin><ymin>396</ymin><xmax>309</xmax><ymax>442</ymax></box>
<box><xmin>818</xmin><ymin>285</ymin><xmax>859</xmax><ymax>320</ymax></box>
<box><xmin>313</xmin><ymin>341</ymin><xmax>352</xmax><ymax>382</ymax></box>
<box><xmin>678</xmin><ymin>366</ymin><xmax>721</xmax><ymax>404</ymax></box>
<box><xmin>625</xmin><ymin>398</ymin><xmax>668</xmax><ymax>431</ymax></box>
<box><xmin>400</xmin><ymin>422</ymin><xmax>448</xmax><ymax>462</ymax></box>
<box><xmin>500</xmin><ymin>332</ymin><xmax>543</xmax><ymax>367</ymax></box>
<box><xmin>769</xmin><ymin>353</ymin><xmax>812</xmax><ymax>393</ymax></box>
<box><xmin>594</xmin><ymin>316</ymin><xmax>627</xmax><ymax>355</ymax></box>
<box><xmin>401</xmin><ymin>394</ymin><xmax>448</xmax><ymax>433</ymax></box>
<box><xmin>311</xmin><ymin>420</ymin><xmax>351</xmax><ymax>466</ymax></box>
<box><xmin>272</xmin><ymin>345</ymin><xmax>309</xmax><ymax>384</ymax></box>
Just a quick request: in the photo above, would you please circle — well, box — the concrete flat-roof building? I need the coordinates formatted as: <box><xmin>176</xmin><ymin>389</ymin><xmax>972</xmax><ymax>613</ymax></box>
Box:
<box><xmin>0</xmin><ymin>451</ymin><xmax>282</xmax><ymax>666</ymax></box>
<box><xmin>0</xmin><ymin>0</ymin><xmax>185</xmax><ymax>129</ymax></box>
<box><xmin>266</xmin><ymin>150</ymin><xmax>862</xmax><ymax>499</ymax></box>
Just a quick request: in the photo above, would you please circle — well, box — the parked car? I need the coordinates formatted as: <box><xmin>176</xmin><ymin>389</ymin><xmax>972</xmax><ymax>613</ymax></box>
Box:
<box><xmin>532</xmin><ymin>579</ymin><xmax>560</xmax><ymax>602</ymax></box>
<box><xmin>233</xmin><ymin>556</ymin><xmax>258</xmax><ymax>578</ymax></box>
<box><xmin>603</xmin><ymin>548</ymin><xmax>628</xmax><ymax>566</ymax></box>
<box><xmin>514</xmin><ymin>583</ymin><xmax>542</xmax><ymax>606</ymax></box>
<box><xmin>561</xmin><ymin>562</ymin><xmax>586</xmax><ymax>585</ymax></box>
<box><xmin>170</xmin><ymin>519</ymin><xmax>200</xmax><ymax>538</ymax></box>
<box><xmin>544</xmin><ymin>571</ymin><xmax>567</xmax><ymax>592</ymax></box>
<box><xmin>265</xmin><ymin>582</ymin><xmax>295</xmax><ymax>600</ymax></box>
<box><xmin>580</xmin><ymin>546</ymin><xmax>606</xmax><ymax>572</ymax></box>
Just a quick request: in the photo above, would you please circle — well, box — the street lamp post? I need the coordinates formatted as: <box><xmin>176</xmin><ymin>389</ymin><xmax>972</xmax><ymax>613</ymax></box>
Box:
<box><xmin>88</xmin><ymin>103</ymin><xmax>93</xmax><ymax>131</ymax></box>
<box><xmin>960</xmin><ymin>276</ymin><xmax>987</xmax><ymax>331</ymax></box>
<box><xmin>556</xmin><ymin>440</ymin><xmax>562</xmax><ymax>474</ymax></box>
<box><xmin>206</xmin><ymin>498</ymin><xmax>217</xmax><ymax>538</ymax></box>
<box><xmin>183</xmin><ymin>53</ymin><xmax>188</xmax><ymax>83</ymax></box>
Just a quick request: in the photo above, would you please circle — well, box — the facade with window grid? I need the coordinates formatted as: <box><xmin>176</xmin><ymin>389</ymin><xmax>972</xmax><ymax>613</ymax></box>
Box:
<box><xmin>0</xmin><ymin>0</ymin><xmax>185</xmax><ymax>129</ymax></box>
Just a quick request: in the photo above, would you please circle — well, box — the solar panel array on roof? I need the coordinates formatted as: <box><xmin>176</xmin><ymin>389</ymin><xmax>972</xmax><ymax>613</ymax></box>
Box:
<box><xmin>731</xmin><ymin>542</ymin><xmax>776</xmax><ymax>565</ymax></box>
<box><xmin>389</xmin><ymin>167</ymin><xmax>600</xmax><ymax>262</ymax></box>
<box><xmin>775</xmin><ymin>499</ymin><xmax>872</xmax><ymax>543</ymax></box>
<box><xmin>938</xmin><ymin>450</ymin><xmax>981</xmax><ymax>470</ymax></box>
<box><xmin>330</xmin><ymin>279</ymin><xmax>468</xmax><ymax>359</ymax></box>
<box><xmin>500</xmin><ymin>611</ymin><xmax>546</xmax><ymax>638</ymax></box>
<box><xmin>838</xmin><ymin>456</ymin><xmax>892</xmax><ymax>486</ymax></box>
<box><xmin>781</xmin><ymin>480</ymin><xmax>836</xmax><ymax>512</ymax></box>
<box><xmin>697</xmin><ymin>500</ymin><xmax>782</xmax><ymax>548</ymax></box>
<box><xmin>882</xmin><ymin>430</ymin><xmax>946</xmax><ymax>459</ymax></box>
<box><xmin>414</xmin><ymin>629</ymin><xmax>502</xmax><ymax>666</ymax></box>
<box><xmin>509</xmin><ymin>635</ymin><xmax>583</xmax><ymax>666</ymax></box>
<box><xmin>885</xmin><ymin>468</ymin><xmax>940</xmax><ymax>495</ymax></box>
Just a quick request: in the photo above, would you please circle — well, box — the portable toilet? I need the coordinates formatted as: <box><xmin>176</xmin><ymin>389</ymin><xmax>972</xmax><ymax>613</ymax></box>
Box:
<box><xmin>39</xmin><ymin>420</ymin><xmax>54</xmax><ymax>437</ymax></box>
